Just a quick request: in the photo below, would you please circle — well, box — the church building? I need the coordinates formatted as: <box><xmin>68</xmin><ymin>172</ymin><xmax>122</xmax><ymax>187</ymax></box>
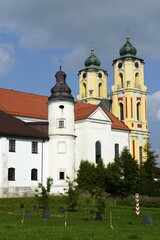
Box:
<box><xmin>0</xmin><ymin>37</ymin><xmax>148</xmax><ymax>197</ymax></box>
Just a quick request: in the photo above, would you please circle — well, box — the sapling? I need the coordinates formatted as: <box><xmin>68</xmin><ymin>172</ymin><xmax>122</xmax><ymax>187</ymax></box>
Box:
<box><xmin>35</xmin><ymin>177</ymin><xmax>53</xmax><ymax>219</ymax></box>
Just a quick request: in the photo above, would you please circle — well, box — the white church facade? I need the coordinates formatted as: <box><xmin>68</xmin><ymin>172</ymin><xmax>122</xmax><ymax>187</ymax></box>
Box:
<box><xmin>0</xmin><ymin>37</ymin><xmax>148</xmax><ymax>197</ymax></box>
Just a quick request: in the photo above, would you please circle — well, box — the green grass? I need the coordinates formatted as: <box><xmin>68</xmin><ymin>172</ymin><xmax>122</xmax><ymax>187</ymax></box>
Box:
<box><xmin>0</xmin><ymin>197</ymin><xmax>160</xmax><ymax>240</ymax></box>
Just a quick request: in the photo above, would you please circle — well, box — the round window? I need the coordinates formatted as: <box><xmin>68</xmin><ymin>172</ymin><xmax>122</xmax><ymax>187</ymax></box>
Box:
<box><xmin>98</xmin><ymin>72</ymin><xmax>102</xmax><ymax>78</ymax></box>
<box><xmin>118</xmin><ymin>62</ymin><xmax>122</xmax><ymax>69</ymax></box>
<box><xmin>83</xmin><ymin>73</ymin><xmax>86</xmax><ymax>78</ymax></box>
<box><xmin>135</xmin><ymin>62</ymin><xmax>139</xmax><ymax>68</ymax></box>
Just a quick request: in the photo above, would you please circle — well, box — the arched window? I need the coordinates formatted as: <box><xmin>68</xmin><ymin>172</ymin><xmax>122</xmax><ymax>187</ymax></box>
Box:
<box><xmin>95</xmin><ymin>141</ymin><xmax>101</xmax><ymax>163</ymax></box>
<box><xmin>135</xmin><ymin>73</ymin><xmax>140</xmax><ymax>88</ymax></box>
<box><xmin>31</xmin><ymin>168</ymin><xmax>38</xmax><ymax>181</ymax></box>
<box><xmin>8</xmin><ymin>168</ymin><xmax>15</xmax><ymax>181</ymax></box>
<box><xmin>119</xmin><ymin>73</ymin><xmax>123</xmax><ymax>88</ymax></box>
<box><xmin>98</xmin><ymin>83</ymin><xmax>102</xmax><ymax>97</ymax></box>
<box><xmin>137</xmin><ymin>102</ymin><xmax>140</xmax><ymax>121</ymax></box>
<box><xmin>115</xmin><ymin>143</ymin><xmax>119</xmax><ymax>158</ymax></box>
<box><xmin>119</xmin><ymin>103</ymin><xmax>124</xmax><ymax>121</ymax></box>
<box><xmin>83</xmin><ymin>83</ymin><xmax>87</xmax><ymax>97</ymax></box>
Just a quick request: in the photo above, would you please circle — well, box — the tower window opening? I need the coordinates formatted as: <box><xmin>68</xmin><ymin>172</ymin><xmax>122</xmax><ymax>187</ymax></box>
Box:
<box><xmin>59</xmin><ymin>105</ymin><xmax>64</xmax><ymax>109</ymax></box>
<box><xmin>119</xmin><ymin>103</ymin><xmax>124</xmax><ymax>121</ymax></box>
<box><xmin>119</xmin><ymin>73</ymin><xmax>123</xmax><ymax>88</ymax></box>
<box><xmin>98</xmin><ymin>83</ymin><xmax>102</xmax><ymax>97</ymax></box>
<box><xmin>83</xmin><ymin>83</ymin><xmax>87</xmax><ymax>97</ymax></box>
<box><xmin>137</xmin><ymin>102</ymin><xmax>141</xmax><ymax>121</ymax></box>
<box><xmin>59</xmin><ymin>172</ymin><xmax>65</xmax><ymax>180</ymax></box>
<box><xmin>59</xmin><ymin>120</ymin><xmax>64</xmax><ymax>128</ymax></box>
<box><xmin>135</xmin><ymin>73</ymin><xmax>140</xmax><ymax>89</ymax></box>
<box><xmin>95</xmin><ymin>141</ymin><xmax>101</xmax><ymax>163</ymax></box>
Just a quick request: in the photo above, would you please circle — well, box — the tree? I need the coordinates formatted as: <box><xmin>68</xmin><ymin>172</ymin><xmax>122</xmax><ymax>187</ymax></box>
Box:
<box><xmin>76</xmin><ymin>160</ymin><xmax>96</xmax><ymax>192</ymax></box>
<box><xmin>139</xmin><ymin>142</ymin><xmax>159</xmax><ymax>196</ymax></box>
<box><xmin>35</xmin><ymin>177</ymin><xmax>53</xmax><ymax>219</ymax></box>
<box><xmin>35</xmin><ymin>177</ymin><xmax>53</xmax><ymax>207</ymax></box>
<box><xmin>105</xmin><ymin>147</ymin><xmax>139</xmax><ymax>197</ymax></box>
<box><xmin>77</xmin><ymin>159</ymin><xmax>108</xmax><ymax>193</ymax></box>
<box><xmin>65</xmin><ymin>176</ymin><xmax>79</xmax><ymax>212</ymax></box>
<box><xmin>95</xmin><ymin>158</ymin><xmax>107</xmax><ymax>190</ymax></box>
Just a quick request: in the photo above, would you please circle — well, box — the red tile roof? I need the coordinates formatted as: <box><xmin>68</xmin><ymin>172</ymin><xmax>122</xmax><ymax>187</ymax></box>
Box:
<box><xmin>0</xmin><ymin>88</ymin><xmax>129</xmax><ymax>131</ymax></box>
<box><xmin>74</xmin><ymin>102</ymin><xmax>98</xmax><ymax>120</ymax></box>
<box><xmin>75</xmin><ymin>102</ymin><xmax>129</xmax><ymax>131</ymax></box>
<box><xmin>0</xmin><ymin>88</ymin><xmax>48</xmax><ymax>119</ymax></box>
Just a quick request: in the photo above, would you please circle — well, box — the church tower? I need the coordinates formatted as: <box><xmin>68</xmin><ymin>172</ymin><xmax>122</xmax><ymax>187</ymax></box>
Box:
<box><xmin>77</xmin><ymin>48</ymin><xmax>108</xmax><ymax>104</ymax></box>
<box><xmin>48</xmin><ymin>67</ymin><xmax>75</xmax><ymax>193</ymax></box>
<box><xmin>111</xmin><ymin>36</ymin><xmax>149</xmax><ymax>164</ymax></box>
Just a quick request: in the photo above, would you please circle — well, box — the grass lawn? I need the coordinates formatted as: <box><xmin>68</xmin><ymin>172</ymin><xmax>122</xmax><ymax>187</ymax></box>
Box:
<box><xmin>0</xmin><ymin>197</ymin><xmax>160</xmax><ymax>240</ymax></box>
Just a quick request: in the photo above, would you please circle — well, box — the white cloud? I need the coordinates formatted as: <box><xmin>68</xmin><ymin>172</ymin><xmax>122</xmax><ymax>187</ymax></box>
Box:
<box><xmin>147</xmin><ymin>91</ymin><xmax>160</xmax><ymax>122</ymax></box>
<box><xmin>0</xmin><ymin>0</ymin><xmax>160</xmax><ymax>60</ymax></box>
<box><xmin>157</xmin><ymin>110</ymin><xmax>160</xmax><ymax>121</ymax></box>
<box><xmin>0</xmin><ymin>44</ymin><xmax>15</xmax><ymax>75</ymax></box>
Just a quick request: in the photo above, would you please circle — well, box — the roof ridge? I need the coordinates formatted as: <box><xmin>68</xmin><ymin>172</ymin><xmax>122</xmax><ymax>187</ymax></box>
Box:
<box><xmin>0</xmin><ymin>88</ymin><xmax>47</xmax><ymax>98</ymax></box>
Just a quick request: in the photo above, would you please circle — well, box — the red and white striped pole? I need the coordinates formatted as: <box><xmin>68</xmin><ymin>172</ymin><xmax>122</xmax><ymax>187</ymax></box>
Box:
<box><xmin>135</xmin><ymin>193</ymin><xmax>140</xmax><ymax>215</ymax></box>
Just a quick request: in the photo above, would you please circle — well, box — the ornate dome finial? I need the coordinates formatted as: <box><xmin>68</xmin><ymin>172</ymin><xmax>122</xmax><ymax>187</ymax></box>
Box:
<box><xmin>126</xmin><ymin>35</ymin><xmax>130</xmax><ymax>41</ymax></box>
<box><xmin>59</xmin><ymin>59</ymin><xmax>62</xmax><ymax>71</ymax></box>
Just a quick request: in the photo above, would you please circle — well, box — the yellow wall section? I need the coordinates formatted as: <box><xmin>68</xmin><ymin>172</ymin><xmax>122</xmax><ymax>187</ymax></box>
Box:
<box><xmin>78</xmin><ymin>70</ymin><xmax>108</xmax><ymax>104</ymax></box>
<box><xmin>112</xmin><ymin>58</ymin><xmax>149</xmax><ymax>162</ymax></box>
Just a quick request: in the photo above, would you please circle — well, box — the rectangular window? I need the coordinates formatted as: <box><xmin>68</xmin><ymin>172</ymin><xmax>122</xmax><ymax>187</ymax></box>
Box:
<box><xmin>115</xmin><ymin>143</ymin><xmax>119</xmax><ymax>157</ymax></box>
<box><xmin>59</xmin><ymin>120</ymin><xmax>64</xmax><ymax>128</ymax></box>
<box><xmin>57</xmin><ymin>118</ymin><xmax>65</xmax><ymax>128</ymax></box>
<box><xmin>9</xmin><ymin>139</ymin><xmax>16</xmax><ymax>152</ymax></box>
<box><xmin>32</xmin><ymin>142</ymin><xmax>38</xmax><ymax>154</ymax></box>
<box><xmin>59</xmin><ymin>172</ymin><xmax>65</xmax><ymax>180</ymax></box>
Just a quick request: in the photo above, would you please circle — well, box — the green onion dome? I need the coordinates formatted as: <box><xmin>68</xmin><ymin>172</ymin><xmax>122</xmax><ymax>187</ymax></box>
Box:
<box><xmin>85</xmin><ymin>48</ymin><xmax>101</xmax><ymax>67</ymax></box>
<box><xmin>119</xmin><ymin>36</ymin><xmax>137</xmax><ymax>57</ymax></box>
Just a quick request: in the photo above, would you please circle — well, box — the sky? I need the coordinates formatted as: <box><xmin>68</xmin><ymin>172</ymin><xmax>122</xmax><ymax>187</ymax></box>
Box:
<box><xmin>0</xmin><ymin>0</ymin><xmax>159</xmax><ymax>164</ymax></box>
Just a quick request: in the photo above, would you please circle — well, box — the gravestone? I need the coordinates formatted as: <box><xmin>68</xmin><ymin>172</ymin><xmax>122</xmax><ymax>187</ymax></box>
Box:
<box><xmin>32</xmin><ymin>204</ymin><xmax>38</xmax><ymax>210</ymax></box>
<box><xmin>90</xmin><ymin>208</ymin><xmax>95</xmax><ymax>214</ymax></box>
<box><xmin>59</xmin><ymin>206</ymin><xmax>65</xmax><ymax>213</ymax></box>
<box><xmin>142</xmin><ymin>215</ymin><xmax>153</xmax><ymax>225</ymax></box>
<box><xmin>95</xmin><ymin>212</ymin><xmax>102</xmax><ymax>221</ymax></box>
<box><xmin>43</xmin><ymin>205</ymin><xmax>51</xmax><ymax>220</ymax></box>
<box><xmin>20</xmin><ymin>203</ymin><xmax>24</xmax><ymax>209</ymax></box>
<box><xmin>25</xmin><ymin>209</ymin><xmax>32</xmax><ymax>218</ymax></box>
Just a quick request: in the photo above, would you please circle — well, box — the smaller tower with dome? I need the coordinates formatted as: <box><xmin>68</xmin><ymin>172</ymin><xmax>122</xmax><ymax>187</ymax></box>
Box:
<box><xmin>48</xmin><ymin>67</ymin><xmax>75</xmax><ymax>193</ymax></box>
<box><xmin>77</xmin><ymin>48</ymin><xmax>108</xmax><ymax>104</ymax></box>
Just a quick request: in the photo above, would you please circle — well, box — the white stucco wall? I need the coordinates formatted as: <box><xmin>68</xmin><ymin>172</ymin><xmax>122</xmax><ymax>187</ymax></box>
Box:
<box><xmin>0</xmin><ymin>137</ymin><xmax>48</xmax><ymax>197</ymax></box>
<box><xmin>111</xmin><ymin>129</ymin><xmax>130</xmax><ymax>160</ymax></box>
<box><xmin>75</xmin><ymin>108</ymin><xmax>130</xmax><ymax>172</ymax></box>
